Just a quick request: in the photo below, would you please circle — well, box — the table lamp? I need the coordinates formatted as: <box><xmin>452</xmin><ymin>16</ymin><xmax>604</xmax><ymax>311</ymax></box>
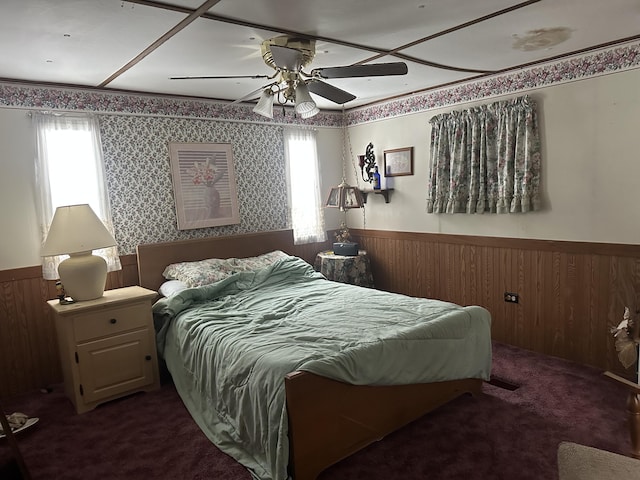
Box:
<box><xmin>41</xmin><ymin>204</ymin><xmax>117</xmax><ymax>301</ymax></box>
<box><xmin>324</xmin><ymin>182</ymin><xmax>363</xmax><ymax>256</ymax></box>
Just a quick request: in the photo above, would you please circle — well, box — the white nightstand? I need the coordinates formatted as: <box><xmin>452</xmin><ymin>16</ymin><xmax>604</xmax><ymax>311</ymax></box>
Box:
<box><xmin>47</xmin><ymin>286</ymin><xmax>161</xmax><ymax>414</ymax></box>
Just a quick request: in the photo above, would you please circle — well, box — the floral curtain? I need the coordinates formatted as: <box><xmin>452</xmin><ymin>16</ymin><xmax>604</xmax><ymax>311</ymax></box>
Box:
<box><xmin>427</xmin><ymin>95</ymin><xmax>541</xmax><ymax>214</ymax></box>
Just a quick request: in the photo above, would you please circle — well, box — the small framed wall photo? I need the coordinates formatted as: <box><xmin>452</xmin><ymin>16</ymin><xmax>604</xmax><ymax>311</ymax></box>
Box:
<box><xmin>383</xmin><ymin>147</ymin><xmax>414</xmax><ymax>177</ymax></box>
<box><xmin>168</xmin><ymin>142</ymin><xmax>240</xmax><ymax>230</ymax></box>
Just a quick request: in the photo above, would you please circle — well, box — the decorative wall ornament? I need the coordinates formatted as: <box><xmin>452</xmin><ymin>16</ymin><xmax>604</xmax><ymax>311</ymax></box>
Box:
<box><xmin>358</xmin><ymin>142</ymin><xmax>377</xmax><ymax>184</ymax></box>
<box><xmin>168</xmin><ymin>142</ymin><xmax>240</xmax><ymax>230</ymax></box>
<box><xmin>383</xmin><ymin>147</ymin><xmax>414</xmax><ymax>177</ymax></box>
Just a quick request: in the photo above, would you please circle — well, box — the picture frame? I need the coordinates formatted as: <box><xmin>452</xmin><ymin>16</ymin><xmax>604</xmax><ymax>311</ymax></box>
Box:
<box><xmin>383</xmin><ymin>147</ymin><xmax>414</xmax><ymax>177</ymax></box>
<box><xmin>168</xmin><ymin>142</ymin><xmax>240</xmax><ymax>230</ymax></box>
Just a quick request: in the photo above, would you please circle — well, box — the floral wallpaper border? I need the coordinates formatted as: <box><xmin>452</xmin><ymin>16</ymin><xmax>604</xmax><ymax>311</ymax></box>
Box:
<box><xmin>0</xmin><ymin>83</ymin><xmax>344</xmax><ymax>127</ymax></box>
<box><xmin>0</xmin><ymin>39</ymin><xmax>638</xmax><ymax>127</ymax></box>
<box><xmin>345</xmin><ymin>40</ymin><xmax>640</xmax><ymax>125</ymax></box>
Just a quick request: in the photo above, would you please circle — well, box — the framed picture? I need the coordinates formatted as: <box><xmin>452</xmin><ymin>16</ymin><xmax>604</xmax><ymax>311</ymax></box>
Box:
<box><xmin>383</xmin><ymin>147</ymin><xmax>414</xmax><ymax>177</ymax></box>
<box><xmin>168</xmin><ymin>142</ymin><xmax>240</xmax><ymax>230</ymax></box>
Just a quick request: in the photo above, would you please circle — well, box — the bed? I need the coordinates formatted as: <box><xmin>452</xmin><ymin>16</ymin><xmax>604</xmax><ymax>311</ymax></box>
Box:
<box><xmin>136</xmin><ymin>230</ymin><xmax>492</xmax><ymax>480</ymax></box>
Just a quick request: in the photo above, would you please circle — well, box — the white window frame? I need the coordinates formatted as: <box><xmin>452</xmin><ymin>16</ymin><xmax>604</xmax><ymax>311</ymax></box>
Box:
<box><xmin>283</xmin><ymin>127</ymin><xmax>327</xmax><ymax>245</ymax></box>
<box><xmin>33</xmin><ymin>112</ymin><xmax>120</xmax><ymax>279</ymax></box>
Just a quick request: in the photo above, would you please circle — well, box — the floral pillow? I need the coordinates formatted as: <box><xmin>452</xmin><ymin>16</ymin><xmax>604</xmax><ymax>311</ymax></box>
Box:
<box><xmin>162</xmin><ymin>250</ymin><xmax>290</xmax><ymax>287</ymax></box>
<box><xmin>233</xmin><ymin>250</ymin><xmax>290</xmax><ymax>271</ymax></box>
<box><xmin>162</xmin><ymin>257</ymin><xmax>237</xmax><ymax>287</ymax></box>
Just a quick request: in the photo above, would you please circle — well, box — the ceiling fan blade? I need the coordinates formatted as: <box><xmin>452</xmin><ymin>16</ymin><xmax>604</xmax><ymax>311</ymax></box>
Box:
<box><xmin>269</xmin><ymin>45</ymin><xmax>304</xmax><ymax>71</ymax></box>
<box><xmin>170</xmin><ymin>74</ymin><xmax>271</xmax><ymax>80</ymax></box>
<box><xmin>226</xmin><ymin>83</ymin><xmax>276</xmax><ymax>107</ymax></box>
<box><xmin>312</xmin><ymin>62</ymin><xmax>408</xmax><ymax>79</ymax></box>
<box><xmin>307</xmin><ymin>80</ymin><xmax>356</xmax><ymax>105</ymax></box>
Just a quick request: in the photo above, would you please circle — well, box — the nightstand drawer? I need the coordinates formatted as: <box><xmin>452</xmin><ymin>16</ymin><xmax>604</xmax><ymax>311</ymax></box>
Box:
<box><xmin>73</xmin><ymin>303</ymin><xmax>149</xmax><ymax>342</ymax></box>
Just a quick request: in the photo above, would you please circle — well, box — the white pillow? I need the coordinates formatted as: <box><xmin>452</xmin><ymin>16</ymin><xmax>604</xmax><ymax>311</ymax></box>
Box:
<box><xmin>159</xmin><ymin>280</ymin><xmax>189</xmax><ymax>297</ymax></box>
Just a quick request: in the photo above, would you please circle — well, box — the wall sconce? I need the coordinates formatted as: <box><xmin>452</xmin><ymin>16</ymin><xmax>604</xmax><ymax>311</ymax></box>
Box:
<box><xmin>41</xmin><ymin>204</ymin><xmax>117</xmax><ymax>302</ymax></box>
<box><xmin>359</xmin><ymin>142</ymin><xmax>376</xmax><ymax>183</ymax></box>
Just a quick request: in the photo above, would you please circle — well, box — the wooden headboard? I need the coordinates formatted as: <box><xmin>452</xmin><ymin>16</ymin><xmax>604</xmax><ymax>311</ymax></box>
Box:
<box><xmin>136</xmin><ymin>229</ymin><xmax>295</xmax><ymax>291</ymax></box>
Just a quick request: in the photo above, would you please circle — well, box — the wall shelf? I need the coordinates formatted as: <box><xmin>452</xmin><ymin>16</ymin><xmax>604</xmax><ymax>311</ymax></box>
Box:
<box><xmin>360</xmin><ymin>188</ymin><xmax>394</xmax><ymax>204</ymax></box>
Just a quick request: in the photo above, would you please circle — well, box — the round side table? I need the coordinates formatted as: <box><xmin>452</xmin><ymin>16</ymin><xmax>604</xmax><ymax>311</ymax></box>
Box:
<box><xmin>313</xmin><ymin>250</ymin><xmax>374</xmax><ymax>288</ymax></box>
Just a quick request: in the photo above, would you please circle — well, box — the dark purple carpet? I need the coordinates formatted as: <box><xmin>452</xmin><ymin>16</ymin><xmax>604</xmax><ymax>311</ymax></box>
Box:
<box><xmin>0</xmin><ymin>342</ymin><xmax>631</xmax><ymax>479</ymax></box>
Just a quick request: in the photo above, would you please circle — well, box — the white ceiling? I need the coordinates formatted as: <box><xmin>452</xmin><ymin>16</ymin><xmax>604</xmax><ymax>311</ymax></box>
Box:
<box><xmin>1</xmin><ymin>0</ymin><xmax>639</xmax><ymax>111</ymax></box>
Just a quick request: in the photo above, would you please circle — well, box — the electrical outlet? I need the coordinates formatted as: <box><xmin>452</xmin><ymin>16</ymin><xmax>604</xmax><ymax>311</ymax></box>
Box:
<box><xmin>504</xmin><ymin>292</ymin><xmax>519</xmax><ymax>303</ymax></box>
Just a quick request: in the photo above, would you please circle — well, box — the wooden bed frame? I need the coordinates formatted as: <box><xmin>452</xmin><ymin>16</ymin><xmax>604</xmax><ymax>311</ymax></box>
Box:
<box><xmin>136</xmin><ymin>229</ymin><xmax>483</xmax><ymax>480</ymax></box>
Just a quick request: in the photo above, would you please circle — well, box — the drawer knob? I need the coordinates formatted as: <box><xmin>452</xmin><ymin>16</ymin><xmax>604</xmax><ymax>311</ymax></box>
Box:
<box><xmin>109</xmin><ymin>318</ymin><xmax>117</xmax><ymax>324</ymax></box>
<box><xmin>145</xmin><ymin>355</ymin><xmax>152</xmax><ymax>361</ymax></box>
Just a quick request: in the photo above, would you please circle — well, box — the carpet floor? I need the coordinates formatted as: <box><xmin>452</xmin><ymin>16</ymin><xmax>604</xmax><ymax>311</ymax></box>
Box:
<box><xmin>0</xmin><ymin>342</ymin><xmax>632</xmax><ymax>479</ymax></box>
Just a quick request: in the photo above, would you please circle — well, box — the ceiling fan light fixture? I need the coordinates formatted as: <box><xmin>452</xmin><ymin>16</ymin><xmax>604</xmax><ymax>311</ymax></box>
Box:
<box><xmin>253</xmin><ymin>89</ymin><xmax>274</xmax><ymax>118</ymax></box>
<box><xmin>300</xmin><ymin>105</ymin><xmax>320</xmax><ymax>119</ymax></box>
<box><xmin>294</xmin><ymin>82</ymin><xmax>317</xmax><ymax>116</ymax></box>
<box><xmin>171</xmin><ymin>34</ymin><xmax>410</xmax><ymax>110</ymax></box>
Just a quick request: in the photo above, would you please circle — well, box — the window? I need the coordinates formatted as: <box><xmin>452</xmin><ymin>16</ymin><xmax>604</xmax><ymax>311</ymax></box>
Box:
<box><xmin>33</xmin><ymin>112</ymin><xmax>120</xmax><ymax>279</ymax></box>
<box><xmin>283</xmin><ymin>127</ymin><xmax>327</xmax><ymax>244</ymax></box>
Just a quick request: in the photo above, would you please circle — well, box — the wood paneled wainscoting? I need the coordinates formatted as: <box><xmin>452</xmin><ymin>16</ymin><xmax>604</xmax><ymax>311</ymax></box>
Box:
<box><xmin>351</xmin><ymin>229</ymin><xmax>640</xmax><ymax>378</ymax></box>
<box><xmin>0</xmin><ymin>255</ymin><xmax>140</xmax><ymax>399</ymax></box>
<box><xmin>0</xmin><ymin>239</ymin><xmax>327</xmax><ymax>399</ymax></box>
<box><xmin>2</xmin><ymin>230</ymin><xmax>635</xmax><ymax>398</ymax></box>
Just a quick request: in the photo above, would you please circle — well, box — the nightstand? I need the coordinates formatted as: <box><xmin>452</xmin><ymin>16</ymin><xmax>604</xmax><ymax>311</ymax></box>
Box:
<box><xmin>47</xmin><ymin>286</ymin><xmax>160</xmax><ymax>414</ymax></box>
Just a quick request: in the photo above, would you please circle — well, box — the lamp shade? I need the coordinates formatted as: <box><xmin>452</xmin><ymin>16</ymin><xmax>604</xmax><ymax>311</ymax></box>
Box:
<box><xmin>42</xmin><ymin>204</ymin><xmax>116</xmax><ymax>256</ymax></box>
<box><xmin>41</xmin><ymin>204</ymin><xmax>117</xmax><ymax>301</ymax></box>
<box><xmin>300</xmin><ymin>105</ymin><xmax>320</xmax><ymax>119</ymax></box>
<box><xmin>294</xmin><ymin>82</ymin><xmax>318</xmax><ymax>117</ymax></box>
<box><xmin>325</xmin><ymin>181</ymin><xmax>365</xmax><ymax>212</ymax></box>
<box><xmin>253</xmin><ymin>89</ymin><xmax>274</xmax><ymax>118</ymax></box>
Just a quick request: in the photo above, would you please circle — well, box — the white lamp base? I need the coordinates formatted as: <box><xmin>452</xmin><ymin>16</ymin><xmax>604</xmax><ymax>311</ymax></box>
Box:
<box><xmin>58</xmin><ymin>251</ymin><xmax>108</xmax><ymax>301</ymax></box>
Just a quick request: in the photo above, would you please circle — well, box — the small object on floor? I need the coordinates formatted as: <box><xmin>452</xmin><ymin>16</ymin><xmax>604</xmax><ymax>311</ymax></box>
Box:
<box><xmin>0</xmin><ymin>413</ymin><xmax>39</xmax><ymax>438</ymax></box>
<box><xmin>1</xmin><ymin>413</ymin><xmax>27</xmax><ymax>433</ymax></box>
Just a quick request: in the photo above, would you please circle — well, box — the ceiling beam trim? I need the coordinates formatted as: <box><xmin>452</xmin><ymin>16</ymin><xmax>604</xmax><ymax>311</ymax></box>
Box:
<box><xmin>98</xmin><ymin>0</ymin><xmax>222</xmax><ymax>88</ymax></box>
<box><xmin>354</xmin><ymin>0</ymin><xmax>542</xmax><ymax>68</ymax></box>
<box><xmin>125</xmin><ymin>0</ymin><xmax>494</xmax><ymax>74</ymax></box>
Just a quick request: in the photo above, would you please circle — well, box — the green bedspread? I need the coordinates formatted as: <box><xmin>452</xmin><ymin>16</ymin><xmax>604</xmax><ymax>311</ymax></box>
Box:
<box><xmin>153</xmin><ymin>255</ymin><xmax>492</xmax><ymax>480</ymax></box>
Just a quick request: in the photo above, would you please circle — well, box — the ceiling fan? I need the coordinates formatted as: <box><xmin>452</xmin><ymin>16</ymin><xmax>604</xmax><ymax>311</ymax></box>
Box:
<box><xmin>170</xmin><ymin>35</ymin><xmax>408</xmax><ymax>118</ymax></box>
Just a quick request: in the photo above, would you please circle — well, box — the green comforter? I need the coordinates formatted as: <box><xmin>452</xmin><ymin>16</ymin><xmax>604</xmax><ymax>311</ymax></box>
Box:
<box><xmin>153</xmin><ymin>255</ymin><xmax>491</xmax><ymax>480</ymax></box>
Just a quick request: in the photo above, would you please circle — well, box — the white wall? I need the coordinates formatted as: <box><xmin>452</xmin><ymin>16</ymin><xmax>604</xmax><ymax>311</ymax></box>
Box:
<box><xmin>0</xmin><ymin>108</ymin><xmax>41</xmax><ymax>269</ymax></box>
<box><xmin>316</xmin><ymin>127</ymin><xmax>344</xmax><ymax>232</ymax></box>
<box><xmin>344</xmin><ymin>68</ymin><xmax>640</xmax><ymax>245</ymax></box>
